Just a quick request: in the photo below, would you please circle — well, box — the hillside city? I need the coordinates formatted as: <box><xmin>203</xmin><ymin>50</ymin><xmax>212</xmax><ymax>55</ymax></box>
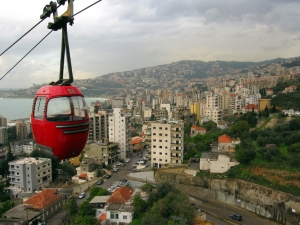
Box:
<box><xmin>0</xmin><ymin>56</ymin><xmax>300</xmax><ymax>225</ymax></box>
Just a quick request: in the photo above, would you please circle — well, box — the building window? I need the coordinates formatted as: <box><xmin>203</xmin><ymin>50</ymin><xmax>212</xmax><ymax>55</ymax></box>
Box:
<box><xmin>27</xmin><ymin>167</ymin><xmax>29</xmax><ymax>170</ymax></box>
<box><xmin>159</xmin><ymin>140</ymin><xmax>162</xmax><ymax>142</ymax></box>
<box><xmin>153</xmin><ymin>145</ymin><xmax>156</xmax><ymax>148</ymax></box>
<box><xmin>153</xmin><ymin>152</ymin><xmax>156</xmax><ymax>154</ymax></box>
<box><xmin>165</xmin><ymin>140</ymin><xmax>168</xmax><ymax>142</ymax></box>
<box><xmin>123</xmin><ymin>215</ymin><xmax>127</xmax><ymax>220</ymax></box>
<box><xmin>159</xmin><ymin>152</ymin><xmax>162</xmax><ymax>155</ymax></box>
<box><xmin>159</xmin><ymin>127</ymin><xmax>162</xmax><ymax>130</ymax></box>
<box><xmin>165</xmin><ymin>127</ymin><xmax>168</xmax><ymax>130</ymax></box>
<box><xmin>159</xmin><ymin>133</ymin><xmax>162</xmax><ymax>136</ymax></box>
<box><xmin>165</xmin><ymin>159</ymin><xmax>168</xmax><ymax>162</ymax></box>
<box><xmin>153</xmin><ymin>133</ymin><xmax>156</xmax><ymax>136</ymax></box>
<box><xmin>165</xmin><ymin>134</ymin><xmax>168</xmax><ymax>136</ymax></box>
<box><xmin>110</xmin><ymin>212</ymin><xmax>119</xmax><ymax>219</ymax></box>
<box><xmin>153</xmin><ymin>139</ymin><xmax>156</xmax><ymax>142</ymax></box>
<box><xmin>159</xmin><ymin>146</ymin><xmax>162</xmax><ymax>148</ymax></box>
<box><xmin>153</xmin><ymin>127</ymin><xmax>156</xmax><ymax>129</ymax></box>
<box><xmin>165</xmin><ymin>153</ymin><xmax>168</xmax><ymax>155</ymax></box>
<box><xmin>153</xmin><ymin>158</ymin><xmax>156</xmax><ymax>161</ymax></box>
<box><xmin>27</xmin><ymin>181</ymin><xmax>30</xmax><ymax>184</ymax></box>
<box><xmin>159</xmin><ymin>159</ymin><xmax>162</xmax><ymax>161</ymax></box>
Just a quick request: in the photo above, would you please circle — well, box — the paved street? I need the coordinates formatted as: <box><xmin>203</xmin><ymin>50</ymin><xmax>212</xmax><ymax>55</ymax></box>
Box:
<box><xmin>46</xmin><ymin>151</ymin><xmax>147</xmax><ymax>224</ymax></box>
<box><xmin>46</xmin><ymin>151</ymin><xmax>282</xmax><ymax>225</ymax></box>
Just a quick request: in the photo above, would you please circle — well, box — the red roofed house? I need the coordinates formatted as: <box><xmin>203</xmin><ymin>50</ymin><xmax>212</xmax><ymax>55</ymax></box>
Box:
<box><xmin>104</xmin><ymin>186</ymin><xmax>134</xmax><ymax>224</ymax></box>
<box><xmin>242</xmin><ymin>104</ymin><xmax>259</xmax><ymax>113</ymax></box>
<box><xmin>23</xmin><ymin>189</ymin><xmax>63</xmax><ymax>221</ymax></box>
<box><xmin>130</xmin><ymin>136</ymin><xmax>144</xmax><ymax>153</ymax></box>
<box><xmin>190</xmin><ymin>125</ymin><xmax>207</xmax><ymax>137</ymax></box>
<box><xmin>217</xmin><ymin>134</ymin><xmax>240</xmax><ymax>153</ymax></box>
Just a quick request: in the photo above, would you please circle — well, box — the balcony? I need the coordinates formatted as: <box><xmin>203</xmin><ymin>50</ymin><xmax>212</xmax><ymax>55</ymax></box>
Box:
<box><xmin>171</xmin><ymin>130</ymin><xmax>181</xmax><ymax>135</ymax></box>
<box><xmin>171</xmin><ymin>143</ymin><xmax>181</xmax><ymax>148</ymax></box>
<box><xmin>171</xmin><ymin>137</ymin><xmax>181</xmax><ymax>141</ymax></box>
<box><xmin>171</xmin><ymin>150</ymin><xmax>181</xmax><ymax>154</ymax></box>
<box><xmin>171</xmin><ymin>156</ymin><xmax>181</xmax><ymax>160</ymax></box>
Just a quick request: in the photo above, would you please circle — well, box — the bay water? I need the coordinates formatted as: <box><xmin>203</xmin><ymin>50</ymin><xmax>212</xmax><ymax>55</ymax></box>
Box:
<box><xmin>0</xmin><ymin>97</ymin><xmax>106</xmax><ymax>122</ymax></box>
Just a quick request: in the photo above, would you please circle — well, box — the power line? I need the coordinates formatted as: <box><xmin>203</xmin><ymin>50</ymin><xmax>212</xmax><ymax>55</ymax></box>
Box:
<box><xmin>0</xmin><ymin>31</ymin><xmax>53</xmax><ymax>81</ymax></box>
<box><xmin>0</xmin><ymin>20</ymin><xmax>44</xmax><ymax>57</ymax></box>
<box><xmin>1</xmin><ymin>0</ymin><xmax>103</xmax><ymax>81</ymax></box>
<box><xmin>0</xmin><ymin>4</ymin><xmax>62</xmax><ymax>57</ymax></box>
<box><xmin>73</xmin><ymin>0</ymin><xmax>102</xmax><ymax>17</ymax></box>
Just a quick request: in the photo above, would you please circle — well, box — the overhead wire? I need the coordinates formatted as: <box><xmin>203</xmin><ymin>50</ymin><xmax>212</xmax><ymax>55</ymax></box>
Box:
<box><xmin>0</xmin><ymin>0</ymin><xmax>102</xmax><ymax>81</ymax></box>
<box><xmin>0</xmin><ymin>31</ymin><xmax>53</xmax><ymax>81</ymax></box>
<box><xmin>0</xmin><ymin>5</ymin><xmax>62</xmax><ymax>57</ymax></box>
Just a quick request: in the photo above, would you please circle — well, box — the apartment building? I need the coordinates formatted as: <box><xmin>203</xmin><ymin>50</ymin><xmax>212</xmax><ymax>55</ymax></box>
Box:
<box><xmin>10</xmin><ymin>140</ymin><xmax>34</xmax><ymax>156</ymax></box>
<box><xmin>8</xmin><ymin>157</ymin><xmax>52</xmax><ymax>196</ymax></box>
<box><xmin>0</xmin><ymin>115</ymin><xmax>7</xmax><ymax>127</ymax></box>
<box><xmin>89</xmin><ymin>111</ymin><xmax>109</xmax><ymax>142</ymax></box>
<box><xmin>84</xmin><ymin>140</ymin><xmax>119</xmax><ymax>165</ymax></box>
<box><xmin>16</xmin><ymin>121</ymin><xmax>28</xmax><ymax>139</ymax></box>
<box><xmin>150</xmin><ymin>120</ymin><xmax>184</xmax><ymax>168</ymax></box>
<box><xmin>259</xmin><ymin>97</ymin><xmax>271</xmax><ymax>111</ymax></box>
<box><xmin>0</xmin><ymin>127</ymin><xmax>8</xmax><ymax>145</ymax></box>
<box><xmin>109</xmin><ymin>108</ymin><xmax>131</xmax><ymax>159</ymax></box>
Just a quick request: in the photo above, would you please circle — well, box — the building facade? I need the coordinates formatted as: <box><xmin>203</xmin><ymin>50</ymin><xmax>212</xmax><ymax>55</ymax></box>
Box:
<box><xmin>0</xmin><ymin>127</ymin><xmax>8</xmax><ymax>145</ymax></box>
<box><xmin>150</xmin><ymin>120</ymin><xmax>184</xmax><ymax>168</ymax></box>
<box><xmin>8</xmin><ymin>157</ymin><xmax>52</xmax><ymax>195</ymax></box>
<box><xmin>109</xmin><ymin>108</ymin><xmax>131</xmax><ymax>159</ymax></box>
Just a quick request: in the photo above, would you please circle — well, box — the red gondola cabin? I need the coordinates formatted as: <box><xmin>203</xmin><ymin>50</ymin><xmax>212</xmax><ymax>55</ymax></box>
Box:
<box><xmin>31</xmin><ymin>85</ymin><xmax>89</xmax><ymax>160</ymax></box>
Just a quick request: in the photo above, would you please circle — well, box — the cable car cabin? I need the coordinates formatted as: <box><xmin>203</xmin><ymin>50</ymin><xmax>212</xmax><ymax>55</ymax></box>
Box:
<box><xmin>31</xmin><ymin>85</ymin><xmax>90</xmax><ymax>160</ymax></box>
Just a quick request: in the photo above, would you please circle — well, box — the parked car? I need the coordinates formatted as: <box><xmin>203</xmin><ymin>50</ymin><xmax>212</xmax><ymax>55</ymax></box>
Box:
<box><xmin>113</xmin><ymin>168</ymin><xmax>120</xmax><ymax>172</ymax></box>
<box><xmin>125</xmin><ymin>158</ymin><xmax>130</xmax><ymax>163</ymax></box>
<box><xmin>96</xmin><ymin>180</ymin><xmax>104</xmax><ymax>185</ymax></box>
<box><xmin>132</xmin><ymin>169</ymin><xmax>140</xmax><ymax>173</ymax></box>
<box><xmin>138</xmin><ymin>154</ymin><xmax>142</xmax><ymax>158</ymax></box>
<box><xmin>78</xmin><ymin>192</ymin><xmax>86</xmax><ymax>199</ymax></box>
<box><xmin>120</xmin><ymin>163</ymin><xmax>125</xmax><ymax>167</ymax></box>
<box><xmin>105</xmin><ymin>174</ymin><xmax>111</xmax><ymax>179</ymax></box>
<box><xmin>230</xmin><ymin>214</ymin><xmax>242</xmax><ymax>221</ymax></box>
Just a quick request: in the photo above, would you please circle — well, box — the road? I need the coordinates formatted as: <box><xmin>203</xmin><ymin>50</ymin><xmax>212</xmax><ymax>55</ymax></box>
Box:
<box><xmin>47</xmin><ymin>152</ymin><xmax>144</xmax><ymax>225</ymax></box>
<box><xmin>47</xmin><ymin>150</ymin><xmax>281</xmax><ymax>225</ymax></box>
<box><xmin>190</xmin><ymin>196</ymin><xmax>281</xmax><ymax>225</ymax></box>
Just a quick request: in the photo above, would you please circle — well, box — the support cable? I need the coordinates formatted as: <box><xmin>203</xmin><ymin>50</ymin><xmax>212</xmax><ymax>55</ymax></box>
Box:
<box><xmin>0</xmin><ymin>0</ymin><xmax>103</xmax><ymax>81</ymax></box>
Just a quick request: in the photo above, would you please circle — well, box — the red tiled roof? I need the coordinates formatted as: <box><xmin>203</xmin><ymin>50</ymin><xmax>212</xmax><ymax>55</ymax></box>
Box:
<box><xmin>244</xmin><ymin>104</ymin><xmax>258</xmax><ymax>110</ymax></box>
<box><xmin>24</xmin><ymin>189</ymin><xmax>61</xmax><ymax>210</ymax></box>
<box><xmin>107</xmin><ymin>186</ymin><xmax>133</xmax><ymax>204</ymax></box>
<box><xmin>191</xmin><ymin>125</ymin><xmax>206</xmax><ymax>131</ymax></box>
<box><xmin>130</xmin><ymin>137</ymin><xmax>143</xmax><ymax>145</ymax></box>
<box><xmin>218</xmin><ymin>134</ymin><xmax>232</xmax><ymax>143</ymax></box>
<box><xmin>79</xmin><ymin>173</ymin><xmax>87</xmax><ymax>178</ymax></box>
<box><xmin>98</xmin><ymin>212</ymin><xmax>106</xmax><ymax>221</ymax></box>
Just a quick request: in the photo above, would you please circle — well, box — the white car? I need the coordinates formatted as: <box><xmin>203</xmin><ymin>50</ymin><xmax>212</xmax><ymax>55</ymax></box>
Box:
<box><xmin>78</xmin><ymin>192</ymin><xmax>86</xmax><ymax>199</ymax></box>
<box><xmin>125</xmin><ymin>158</ymin><xmax>130</xmax><ymax>163</ymax></box>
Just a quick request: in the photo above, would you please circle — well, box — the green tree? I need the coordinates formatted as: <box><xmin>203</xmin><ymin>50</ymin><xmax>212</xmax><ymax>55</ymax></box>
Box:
<box><xmin>78</xmin><ymin>200</ymin><xmax>95</xmax><ymax>217</ymax></box>
<box><xmin>235</xmin><ymin>139</ymin><xmax>256</xmax><ymax>164</ymax></box>
<box><xmin>63</xmin><ymin>197</ymin><xmax>79</xmax><ymax>216</ymax></box>
<box><xmin>0</xmin><ymin>147</ymin><xmax>15</xmax><ymax>177</ymax></box>
<box><xmin>231</xmin><ymin>120</ymin><xmax>250</xmax><ymax>136</ymax></box>
<box><xmin>0</xmin><ymin>200</ymin><xmax>15</xmax><ymax>216</ymax></box>
<box><xmin>133</xmin><ymin>195</ymin><xmax>148</xmax><ymax>216</ymax></box>
<box><xmin>89</xmin><ymin>186</ymin><xmax>109</xmax><ymax>200</ymax></box>
<box><xmin>202</xmin><ymin>121</ymin><xmax>217</xmax><ymax>131</ymax></box>
<box><xmin>74</xmin><ymin>215</ymin><xmax>98</xmax><ymax>225</ymax></box>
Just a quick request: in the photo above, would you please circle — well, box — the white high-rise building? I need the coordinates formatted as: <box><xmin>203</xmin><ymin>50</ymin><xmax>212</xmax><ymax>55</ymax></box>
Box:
<box><xmin>109</xmin><ymin>108</ymin><xmax>131</xmax><ymax>159</ymax></box>
<box><xmin>150</xmin><ymin>120</ymin><xmax>184</xmax><ymax>168</ymax></box>
<box><xmin>8</xmin><ymin>157</ymin><xmax>52</xmax><ymax>195</ymax></box>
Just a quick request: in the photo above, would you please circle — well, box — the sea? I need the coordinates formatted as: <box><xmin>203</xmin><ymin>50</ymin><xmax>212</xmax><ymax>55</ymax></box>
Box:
<box><xmin>0</xmin><ymin>97</ymin><xmax>106</xmax><ymax>122</ymax></box>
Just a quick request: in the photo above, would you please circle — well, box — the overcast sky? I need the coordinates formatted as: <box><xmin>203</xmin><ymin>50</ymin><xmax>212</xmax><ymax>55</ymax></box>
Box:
<box><xmin>1</xmin><ymin>0</ymin><xmax>300</xmax><ymax>89</ymax></box>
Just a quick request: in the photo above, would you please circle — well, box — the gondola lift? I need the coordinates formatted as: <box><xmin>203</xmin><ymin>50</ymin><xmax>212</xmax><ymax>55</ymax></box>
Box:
<box><xmin>31</xmin><ymin>0</ymin><xmax>89</xmax><ymax>160</ymax></box>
